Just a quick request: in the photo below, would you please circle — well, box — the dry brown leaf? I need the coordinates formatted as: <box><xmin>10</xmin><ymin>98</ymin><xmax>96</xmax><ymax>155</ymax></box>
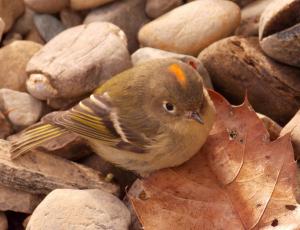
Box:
<box><xmin>128</xmin><ymin>91</ymin><xmax>300</xmax><ymax>230</ymax></box>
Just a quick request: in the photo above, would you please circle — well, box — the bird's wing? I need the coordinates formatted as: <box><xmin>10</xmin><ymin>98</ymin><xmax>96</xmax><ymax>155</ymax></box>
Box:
<box><xmin>10</xmin><ymin>94</ymin><xmax>150</xmax><ymax>159</ymax></box>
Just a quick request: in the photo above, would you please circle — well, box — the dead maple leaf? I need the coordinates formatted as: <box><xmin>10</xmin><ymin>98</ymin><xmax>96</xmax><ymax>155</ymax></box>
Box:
<box><xmin>128</xmin><ymin>91</ymin><xmax>300</xmax><ymax>230</ymax></box>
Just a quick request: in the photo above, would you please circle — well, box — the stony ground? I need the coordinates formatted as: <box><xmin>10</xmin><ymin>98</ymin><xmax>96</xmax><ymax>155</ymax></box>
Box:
<box><xmin>0</xmin><ymin>0</ymin><xmax>299</xmax><ymax>229</ymax></box>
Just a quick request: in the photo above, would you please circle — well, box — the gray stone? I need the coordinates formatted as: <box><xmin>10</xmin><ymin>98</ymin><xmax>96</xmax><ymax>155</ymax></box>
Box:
<box><xmin>27</xmin><ymin>189</ymin><xmax>131</xmax><ymax>230</ymax></box>
<box><xmin>84</xmin><ymin>0</ymin><xmax>149</xmax><ymax>52</ymax></box>
<box><xmin>33</xmin><ymin>14</ymin><xmax>65</xmax><ymax>42</ymax></box>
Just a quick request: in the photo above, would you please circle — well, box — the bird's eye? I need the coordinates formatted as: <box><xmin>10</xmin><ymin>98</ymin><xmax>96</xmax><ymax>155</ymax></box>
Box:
<box><xmin>163</xmin><ymin>102</ymin><xmax>176</xmax><ymax>113</ymax></box>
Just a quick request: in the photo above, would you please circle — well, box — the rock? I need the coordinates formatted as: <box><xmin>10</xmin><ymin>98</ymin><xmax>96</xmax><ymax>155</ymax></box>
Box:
<box><xmin>198</xmin><ymin>36</ymin><xmax>300</xmax><ymax>124</ymax></box>
<box><xmin>70</xmin><ymin>0</ymin><xmax>115</xmax><ymax>10</ymax></box>
<box><xmin>0</xmin><ymin>140</ymin><xmax>119</xmax><ymax>195</ymax></box>
<box><xmin>235</xmin><ymin>0</ymin><xmax>273</xmax><ymax>36</ymax></box>
<box><xmin>27</xmin><ymin>189</ymin><xmax>131</xmax><ymax>230</ymax></box>
<box><xmin>138</xmin><ymin>0</ymin><xmax>241</xmax><ymax>56</ymax></box>
<box><xmin>24</xmin><ymin>0</ymin><xmax>69</xmax><ymax>14</ymax></box>
<box><xmin>0</xmin><ymin>112</ymin><xmax>12</xmax><ymax>139</ymax></box>
<box><xmin>280</xmin><ymin>110</ymin><xmax>300</xmax><ymax>160</ymax></box>
<box><xmin>0</xmin><ymin>41</ymin><xmax>42</xmax><ymax>92</ymax></box>
<box><xmin>0</xmin><ymin>18</ymin><xmax>4</xmax><ymax>41</ymax></box>
<box><xmin>84</xmin><ymin>0</ymin><xmax>149</xmax><ymax>53</ymax></box>
<box><xmin>0</xmin><ymin>0</ymin><xmax>24</xmax><ymax>32</ymax></box>
<box><xmin>0</xmin><ymin>185</ymin><xmax>43</xmax><ymax>213</ymax></box>
<box><xmin>0</xmin><ymin>89</ymin><xmax>43</xmax><ymax>129</ymax></box>
<box><xmin>259</xmin><ymin>0</ymin><xmax>300</xmax><ymax>67</ymax></box>
<box><xmin>257</xmin><ymin>113</ymin><xmax>282</xmax><ymax>141</ymax></box>
<box><xmin>145</xmin><ymin>0</ymin><xmax>183</xmax><ymax>19</ymax></box>
<box><xmin>33</xmin><ymin>14</ymin><xmax>65</xmax><ymax>42</ymax></box>
<box><xmin>25</xmin><ymin>25</ymin><xmax>45</xmax><ymax>44</ymax></box>
<box><xmin>132</xmin><ymin>47</ymin><xmax>213</xmax><ymax>88</ymax></box>
<box><xmin>2</xmin><ymin>32</ymin><xmax>22</xmax><ymax>46</ymax></box>
<box><xmin>60</xmin><ymin>9</ymin><xmax>82</xmax><ymax>28</ymax></box>
<box><xmin>26</xmin><ymin>22</ymin><xmax>132</xmax><ymax>108</ymax></box>
<box><xmin>0</xmin><ymin>212</ymin><xmax>7</xmax><ymax>230</ymax></box>
<box><xmin>11</xmin><ymin>8</ymin><xmax>35</xmax><ymax>36</ymax></box>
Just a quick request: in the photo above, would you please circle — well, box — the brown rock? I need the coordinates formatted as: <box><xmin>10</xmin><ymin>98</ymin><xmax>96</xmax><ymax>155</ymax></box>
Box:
<box><xmin>24</xmin><ymin>0</ymin><xmax>69</xmax><ymax>14</ymax></box>
<box><xmin>280</xmin><ymin>110</ymin><xmax>300</xmax><ymax>160</ymax></box>
<box><xmin>0</xmin><ymin>112</ymin><xmax>12</xmax><ymax>139</ymax></box>
<box><xmin>26</xmin><ymin>22</ymin><xmax>132</xmax><ymax>108</ymax></box>
<box><xmin>0</xmin><ymin>212</ymin><xmax>7</xmax><ymax>230</ymax></box>
<box><xmin>60</xmin><ymin>9</ymin><xmax>82</xmax><ymax>28</ymax></box>
<box><xmin>25</xmin><ymin>25</ymin><xmax>45</xmax><ymax>44</ymax></box>
<box><xmin>0</xmin><ymin>89</ymin><xmax>43</xmax><ymax>129</ymax></box>
<box><xmin>259</xmin><ymin>0</ymin><xmax>300</xmax><ymax>67</ymax></box>
<box><xmin>257</xmin><ymin>113</ymin><xmax>282</xmax><ymax>141</ymax></box>
<box><xmin>199</xmin><ymin>36</ymin><xmax>300</xmax><ymax>124</ymax></box>
<box><xmin>0</xmin><ymin>0</ymin><xmax>24</xmax><ymax>32</ymax></box>
<box><xmin>84</xmin><ymin>0</ymin><xmax>149</xmax><ymax>53</ymax></box>
<box><xmin>27</xmin><ymin>189</ymin><xmax>130</xmax><ymax>230</ymax></box>
<box><xmin>0</xmin><ymin>185</ymin><xmax>42</xmax><ymax>213</ymax></box>
<box><xmin>145</xmin><ymin>0</ymin><xmax>183</xmax><ymax>19</ymax></box>
<box><xmin>0</xmin><ymin>140</ymin><xmax>119</xmax><ymax>195</ymax></box>
<box><xmin>0</xmin><ymin>41</ymin><xmax>42</xmax><ymax>92</ymax></box>
<box><xmin>235</xmin><ymin>0</ymin><xmax>273</xmax><ymax>36</ymax></box>
<box><xmin>131</xmin><ymin>47</ymin><xmax>213</xmax><ymax>88</ymax></box>
<box><xmin>70</xmin><ymin>0</ymin><xmax>115</xmax><ymax>10</ymax></box>
<box><xmin>11</xmin><ymin>8</ymin><xmax>35</xmax><ymax>36</ymax></box>
<box><xmin>0</xmin><ymin>18</ymin><xmax>4</xmax><ymax>41</ymax></box>
<box><xmin>2</xmin><ymin>32</ymin><xmax>22</xmax><ymax>46</ymax></box>
<box><xmin>138</xmin><ymin>0</ymin><xmax>241</xmax><ymax>56</ymax></box>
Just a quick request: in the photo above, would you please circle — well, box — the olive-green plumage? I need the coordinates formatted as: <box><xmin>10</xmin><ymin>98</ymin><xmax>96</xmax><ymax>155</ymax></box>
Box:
<box><xmin>11</xmin><ymin>59</ymin><xmax>216</xmax><ymax>175</ymax></box>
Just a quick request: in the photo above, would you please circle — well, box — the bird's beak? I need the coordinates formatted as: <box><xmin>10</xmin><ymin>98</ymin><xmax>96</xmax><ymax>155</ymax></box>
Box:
<box><xmin>187</xmin><ymin>111</ymin><xmax>204</xmax><ymax>124</ymax></box>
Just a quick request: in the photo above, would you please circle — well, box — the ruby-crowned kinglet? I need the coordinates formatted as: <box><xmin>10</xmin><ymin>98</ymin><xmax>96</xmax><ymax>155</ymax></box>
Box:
<box><xmin>11</xmin><ymin>59</ymin><xmax>216</xmax><ymax>175</ymax></box>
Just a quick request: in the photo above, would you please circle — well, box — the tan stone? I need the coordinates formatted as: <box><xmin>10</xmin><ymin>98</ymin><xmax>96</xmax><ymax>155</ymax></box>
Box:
<box><xmin>138</xmin><ymin>0</ymin><xmax>241</xmax><ymax>56</ymax></box>
<box><xmin>0</xmin><ymin>0</ymin><xmax>24</xmax><ymax>32</ymax></box>
<box><xmin>0</xmin><ymin>140</ymin><xmax>118</xmax><ymax>195</ymax></box>
<box><xmin>0</xmin><ymin>41</ymin><xmax>42</xmax><ymax>92</ymax></box>
<box><xmin>199</xmin><ymin>36</ymin><xmax>300</xmax><ymax>124</ymax></box>
<box><xmin>84</xmin><ymin>0</ymin><xmax>149</xmax><ymax>53</ymax></box>
<box><xmin>259</xmin><ymin>0</ymin><xmax>300</xmax><ymax>67</ymax></box>
<box><xmin>145</xmin><ymin>0</ymin><xmax>183</xmax><ymax>19</ymax></box>
<box><xmin>24</xmin><ymin>0</ymin><xmax>69</xmax><ymax>14</ymax></box>
<box><xmin>70</xmin><ymin>0</ymin><xmax>115</xmax><ymax>10</ymax></box>
<box><xmin>280</xmin><ymin>110</ymin><xmax>300</xmax><ymax>160</ymax></box>
<box><xmin>0</xmin><ymin>89</ymin><xmax>43</xmax><ymax>129</ymax></box>
<box><xmin>26</xmin><ymin>22</ymin><xmax>131</xmax><ymax>108</ymax></box>
<box><xmin>27</xmin><ymin>189</ymin><xmax>130</xmax><ymax>230</ymax></box>
<box><xmin>0</xmin><ymin>212</ymin><xmax>7</xmax><ymax>230</ymax></box>
<box><xmin>0</xmin><ymin>185</ymin><xmax>42</xmax><ymax>213</ymax></box>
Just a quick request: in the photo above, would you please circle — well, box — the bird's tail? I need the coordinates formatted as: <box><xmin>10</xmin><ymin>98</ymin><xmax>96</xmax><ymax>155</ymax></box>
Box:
<box><xmin>10</xmin><ymin>123</ymin><xmax>66</xmax><ymax>159</ymax></box>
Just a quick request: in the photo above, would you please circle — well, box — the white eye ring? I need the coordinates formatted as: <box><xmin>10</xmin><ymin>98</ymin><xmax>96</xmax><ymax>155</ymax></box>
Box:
<box><xmin>163</xmin><ymin>101</ymin><xmax>176</xmax><ymax>114</ymax></box>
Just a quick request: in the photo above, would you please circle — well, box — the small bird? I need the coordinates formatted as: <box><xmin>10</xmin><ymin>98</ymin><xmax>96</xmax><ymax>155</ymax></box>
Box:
<box><xmin>11</xmin><ymin>59</ymin><xmax>216</xmax><ymax>175</ymax></box>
